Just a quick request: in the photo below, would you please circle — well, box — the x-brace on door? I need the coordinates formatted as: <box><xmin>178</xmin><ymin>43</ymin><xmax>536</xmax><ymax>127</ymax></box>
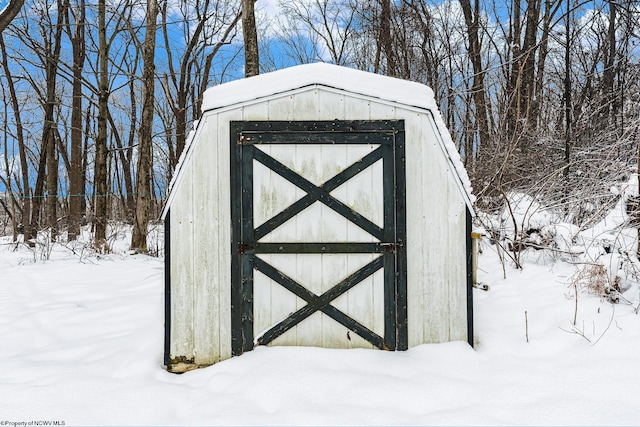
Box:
<box><xmin>230</xmin><ymin>120</ymin><xmax>407</xmax><ymax>355</ymax></box>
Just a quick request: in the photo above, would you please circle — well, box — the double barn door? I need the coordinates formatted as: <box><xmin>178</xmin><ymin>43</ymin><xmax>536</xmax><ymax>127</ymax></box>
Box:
<box><xmin>231</xmin><ymin>120</ymin><xmax>407</xmax><ymax>355</ymax></box>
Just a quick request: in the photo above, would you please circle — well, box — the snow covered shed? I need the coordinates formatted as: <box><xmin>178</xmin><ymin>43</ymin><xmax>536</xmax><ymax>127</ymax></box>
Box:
<box><xmin>161</xmin><ymin>63</ymin><xmax>475</xmax><ymax>373</ymax></box>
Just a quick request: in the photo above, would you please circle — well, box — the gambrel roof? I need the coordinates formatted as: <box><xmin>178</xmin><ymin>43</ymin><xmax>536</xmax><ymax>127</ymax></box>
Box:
<box><xmin>162</xmin><ymin>63</ymin><xmax>475</xmax><ymax>219</ymax></box>
<box><xmin>203</xmin><ymin>63</ymin><xmax>441</xmax><ymax>112</ymax></box>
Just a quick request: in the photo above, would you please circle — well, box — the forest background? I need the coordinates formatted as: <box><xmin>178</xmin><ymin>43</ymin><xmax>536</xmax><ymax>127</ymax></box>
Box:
<box><xmin>0</xmin><ymin>0</ymin><xmax>638</xmax><ymax>253</ymax></box>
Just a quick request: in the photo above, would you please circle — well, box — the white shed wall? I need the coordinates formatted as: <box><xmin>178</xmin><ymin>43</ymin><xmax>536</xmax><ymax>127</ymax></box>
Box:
<box><xmin>168</xmin><ymin>86</ymin><xmax>469</xmax><ymax>368</ymax></box>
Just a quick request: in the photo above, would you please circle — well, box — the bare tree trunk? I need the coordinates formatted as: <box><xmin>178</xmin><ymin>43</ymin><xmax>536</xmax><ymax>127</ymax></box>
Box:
<box><xmin>563</xmin><ymin>0</ymin><xmax>571</xmax><ymax>201</ymax></box>
<box><xmin>379</xmin><ymin>0</ymin><xmax>394</xmax><ymax>76</ymax></box>
<box><xmin>0</xmin><ymin>0</ymin><xmax>24</xmax><ymax>33</ymax></box>
<box><xmin>43</xmin><ymin>0</ymin><xmax>66</xmax><ymax>242</ymax></box>
<box><xmin>518</xmin><ymin>0</ymin><xmax>540</xmax><ymax>128</ymax></box>
<box><xmin>131</xmin><ymin>0</ymin><xmax>158</xmax><ymax>252</ymax></box>
<box><xmin>82</xmin><ymin>107</ymin><xmax>91</xmax><ymax>216</ymax></box>
<box><xmin>505</xmin><ymin>0</ymin><xmax>541</xmax><ymax>138</ymax></box>
<box><xmin>532</xmin><ymin>0</ymin><xmax>560</xmax><ymax>123</ymax></box>
<box><xmin>503</xmin><ymin>0</ymin><xmax>521</xmax><ymax>138</ymax></box>
<box><xmin>1</xmin><ymin>95</ymin><xmax>17</xmax><ymax>241</ymax></box>
<box><xmin>94</xmin><ymin>0</ymin><xmax>109</xmax><ymax>250</ymax></box>
<box><xmin>66</xmin><ymin>0</ymin><xmax>86</xmax><ymax>241</ymax></box>
<box><xmin>0</xmin><ymin>34</ymin><xmax>30</xmax><ymax>243</ymax></box>
<box><xmin>107</xmin><ymin>110</ymin><xmax>134</xmax><ymax>220</ymax></box>
<box><xmin>196</xmin><ymin>10</ymin><xmax>242</xmax><ymax>118</ymax></box>
<box><xmin>459</xmin><ymin>0</ymin><xmax>490</xmax><ymax>150</ymax></box>
<box><xmin>29</xmin><ymin>136</ymin><xmax>48</xmax><ymax>243</ymax></box>
<box><xmin>603</xmin><ymin>0</ymin><xmax>616</xmax><ymax>124</ymax></box>
<box><xmin>242</xmin><ymin>0</ymin><xmax>259</xmax><ymax>77</ymax></box>
<box><xmin>161</xmin><ymin>0</ymin><xmax>206</xmax><ymax>161</ymax></box>
<box><xmin>45</xmin><ymin>118</ymin><xmax>59</xmax><ymax>241</ymax></box>
<box><xmin>161</xmin><ymin>3</ymin><xmax>241</xmax><ymax>168</ymax></box>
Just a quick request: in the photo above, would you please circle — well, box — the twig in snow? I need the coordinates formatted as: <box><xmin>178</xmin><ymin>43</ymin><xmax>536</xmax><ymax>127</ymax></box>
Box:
<box><xmin>591</xmin><ymin>304</ymin><xmax>615</xmax><ymax>347</ymax></box>
<box><xmin>559</xmin><ymin>321</ymin><xmax>591</xmax><ymax>343</ymax></box>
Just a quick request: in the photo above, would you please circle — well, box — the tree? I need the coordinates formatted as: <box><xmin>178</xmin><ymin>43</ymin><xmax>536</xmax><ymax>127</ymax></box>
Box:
<box><xmin>503</xmin><ymin>0</ymin><xmax>543</xmax><ymax>137</ymax></box>
<box><xmin>602</xmin><ymin>0</ymin><xmax>617</xmax><ymax>124</ymax></box>
<box><xmin>0</xmin><ymin>84</ymin><xmax>17</xmax><ymax>240</ymax></box>
<box><xmin>376</xmin><ymin>0</ymin><xmax>394</xmax><ymax>75</ymax></box>
<box><xmin>160</xmin><ymin>1</ymin><xmax>241</xmax><ymax>168</ymax></box>
<box><xmin>18</xmin><ymin>0</ymin><xmax>68</xmax><ymax>242</ymax></box>
<box><xmin>276</xmin><ymin>0</ymin><xmax>359</xmax><ymax>66</ymax></box>
<box><xmin>0</xmin><ymin>33</ymin><xmax>30</xmax><ymax>243</ymax></box>
<box><xmin>94</xmin><ymin>0</ymin><xmax>109</xmax><ymax>250</ymax></box>
<box><xmin>131</xmin><ymin>0</ymin><xmax>158</xmax><ymax>252</ymax></box>
<box><xmin>242</xmin><ymin>0</ymin><xmax>259</xmax><ymax>76</ymax></box>
<box><xmin>0</xmin><ymin>0</ymin><xmax>24</xmax><ymax>34</ymax></box>
<box><xmin>64</xmin><ymin>0</ymin><xmax>86</xmax><ymax>241</ymax></box>
<box><xmin>459</xmin><ymin>0</ymin><xmax>490</xmax><ymax>153</ymax></box>
<box><xmin>45</xmin><ymin>0</ymin><xmax>68</xmax><ymax>240</ymax></box>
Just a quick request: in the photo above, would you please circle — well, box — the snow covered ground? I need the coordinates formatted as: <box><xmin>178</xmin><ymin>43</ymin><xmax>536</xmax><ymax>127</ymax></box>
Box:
<box><xmin>1</xmin><ymin>211</ymin><xmax>640</xmax><ymax>425</ymax></box>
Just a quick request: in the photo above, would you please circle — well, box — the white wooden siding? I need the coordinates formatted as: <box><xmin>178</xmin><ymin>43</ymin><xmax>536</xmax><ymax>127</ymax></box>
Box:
<box><xmin>170</xmin><ymin>156</ymin><xmax>194</xmax><ymax>360</ymax></box>
<box><xmin>404</xmin><ymin>111</ymin><xmax>468</xmax><ymax>346</ymax></box>
<box><xmin>192</xmin><ymin>114</ymin><xmax>217</xmax><ymax>365</ymax></box>
<box><xmin>169</xmin><ymin>86</ymin><xmax>470</xmax><ymax>367</ymax></box>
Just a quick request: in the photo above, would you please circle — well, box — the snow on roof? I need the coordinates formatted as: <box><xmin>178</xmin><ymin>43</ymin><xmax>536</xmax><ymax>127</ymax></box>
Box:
<box><xmin>202</xmin><ymin>62</ymin><xmax>437</xmax><ymax>112</ymax></box>
<box><xmin>163</xmin><ymin>63</ymin><xmax>475</xmax><ymax>218</ymax></box>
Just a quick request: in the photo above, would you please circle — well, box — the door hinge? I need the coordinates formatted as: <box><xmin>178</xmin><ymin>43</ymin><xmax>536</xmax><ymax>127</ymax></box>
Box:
<box><xmin>238</xmin><ymin>242</ymin><xmax>254</xmax><ymax>254</ymax></box>
<box><xmin>380</xmin><ymin>242</ymin><xmax>403</xmax><ymax>252</ymax></box>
